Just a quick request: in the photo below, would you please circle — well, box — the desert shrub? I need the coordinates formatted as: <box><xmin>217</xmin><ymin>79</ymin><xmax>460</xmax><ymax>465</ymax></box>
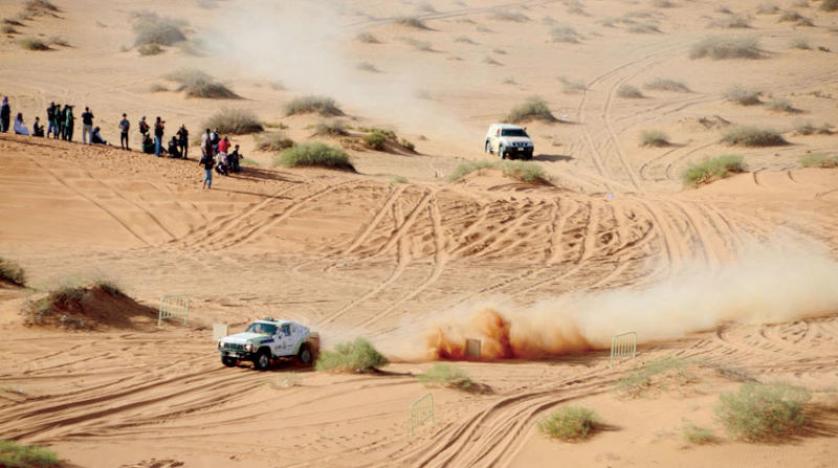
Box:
<box><xmin>449</xmin><ymin>161</ymin><xmax>550</xmax><ymax>184</ymax></box>
<box><xmin>148</xmin><ymin>83</ymin><xmax>168</xmax><ymax>93</ymax></box>
<box><xmin>400</xmin><ymin>37</ymin><xmax>434</xmax><ymax>52</ymax></box>
<box><xmin>640</xmin><ymin>130</ymin><xmax>671</xmax><ymax>147</ymax></box>
<box><xmin>418</xmin><ymin>363</ymin><xmax>475</xmax><ymax>390</ymax></box>
<box><xmin>275</xmin><ymin>143</ymin><xmax>354</xmax><ymax>171</ymax></box>
<box><xmin>0</xmin><ymin>258</ymin><xmax>26</xmax><ymax>287</ymax></box>
<box><xmin>790</xmin><ymin>36</ymin><xmax>811</xmax><ymax>49</ymax></box>
<box><xmin>795</xmin><ymin>121</ymin><xmax>832</xmax><ymax>135</ymax></box>
<box><xmin>644</xmin><ymin>78</ymin><xmax>690</xmax><ymax>93</ymax></box>
<box><xmin>779</xmin><ymin>10</ymin><xmax>811</xmax><ymax>23</ymax></box>
<box><xmin>550</xmin><ymin>26</ymin><xmax>580</xmax><ymax>43</ymax></box>
<box><xmin>285</xmin><ymin>95</ymin><xmax>343</xmax><ymax>117</ymax></box>
<box><xmin>23</xmin><ymin>0</ymin><xmax>59</xmax><ymax>15</ymax></box>
<box><xmin>617</xmin><ymin>84</ymin><xmax>644</xmax><ymax>98</ymax></box>
<box><xmin>356</xmin><ymin>32</ymin><xmax>380</xmax><ymax>44</ymax></box>
<box><xmin>652</xmin><ymin>0</ymin><xmax>675</xmax><ymax>7</ymax></box>
<box><xmin>448</xmin><ymin>160</ymin><xmax>495</xmax><ymax>181</ymax></box>
<box><xmin>19</xmin><ymin>37</ymin><xmax>49</xmax><ymax>51</ymax></box>
<box><xmin>716</xmin><ymin>383</ymin><xmax>810</xmax><ymax>441</ymax></box>
<box><xmin>256</xmin><ymin>132</ymin><xmax>295</xmax><ymax>152</ymax></box>
<box><xmin>0</xmin><ymin>440</ymin><xmax>60</xmax><ymax>467</ymax></box>
<box><xmin>138</xmin><ymin>43</ymin><xmax>164</xmax><ymax>56</ymax></box>
<box><xmin>1</xmin><ymin>23</ymin><xmax>18</xmax><ymax>34</ymax></box>
<box><xmin>48</xmin><ymin>36</ymin><xmax>69</xmax><ymax>47</ymax></box>
<box><xmin>538</xmin><ymin>406</ymin><xmax>600</xmax><ymax>441</ymax></box>
<box><xmin>709</xmin><ymin>15</ymin><xmax>751</xmax><ymax>28</ymax></box>
<box><xmin>390</xmin><ymin>175</ymin><xmax>408</xmax><ymax>184</ymax></box>
<box><xmin>95</xmin><ymin>280</ymin><xmax>125</xmax><ymax>298</ymax></box>
<box><xmin>682</xmin><ymin>424</ymin><xmax>717</xmax><ymax>445</ymax></box>
<box><xmin>690</xmin><ymin>36</ymin><xmax>761</xmax><ymax>59</ymax></box>
<box><xmin>313</xmin><ymin>120</ymin><xmax>349</xmax><ymax>137</ymax></box>
<box><xmin>822</xmin><ymin>0</ymin><xmax>838</xmax><ymax>11</ymax></box>
<box><xmin>616</xmin><ymin>357</ymin><xmax>693</xmax><ymax>396</ymax></box>
<box><xmin>483</xmin><ymin>56</ymin><xmax>502</xmax><ymax>65</ymax></box>
<box><xmin>492</xmin><ymin>11</ymin><xmax>530</xmax><ymax>22</ymax></box>
<box><xmin>682</xmin><ymin>154</ymin><xmax>746</xmax><ymax>186</ymax></box>
<box><xmin>767</xmin><ymin>98</ymin><xmax>797</xmax><ymax>113</ymax></box>
<box><xmin>132</xmin><ymin>12</ymin><xmax>187</xmax><ymax>47</ymax></box>
<box><xmin>800</xmin><ymin>153</ymin><xmax>838</xmax><ymax>168</ymax></box>
<box><xmin>757</xmin><ymin>3</ymin><xmax>780</xmax><ymax>14</ymax></box>
<box><xmin>164</xmin><ymin>68</ymin><xmax>239</xmax><ymax>99</ymax></box>
<box><xmin>396</xmin><ymin>16</ymin><xmax>430</xmax><ymax>30</ymax></box>
<box><xmin>506</xmin><ymin>96</ymin><xmax>557</xmax><ymax>123</ymax></box>
<box><xmin>203</xmin><ymin>108</ymin><xmax>264</xmax><ymax>135</ymax></box>
<box><xmin>357</xmin><ymin>62</ymin><xmax>379</xmax><ymax>73</ymax></box>
<box><xmin>363</xmin><ymin>130</ymin><xmax>390</xmax><ymax>150</ymax></box>
<box><xmin>724</xmin><ymin>85</ymin><xmax>761</xmax><ymax>105</ymax></box>
<box><xmin>455</xmin><ymin>35</ymin><xmax>477</xmax><ymax>44</ymax></box>
<box><xmin>628</xmin><ymin>22</ymin><xmax>661</xmax><ymax>33</ymax></box>
<box><xmin>559</xmin><ymin>76</ymin><xmax>587</xmax><ymax>93</ymax></box>
<box><xmin>721</xmin><ymin>127</ymin><xmax>787</xmax><ymax>146</ymax></box>
<box><xmin>315</xmin><ymin>338</ymin><xmax>387</xmax><ymax>373</ymax></box>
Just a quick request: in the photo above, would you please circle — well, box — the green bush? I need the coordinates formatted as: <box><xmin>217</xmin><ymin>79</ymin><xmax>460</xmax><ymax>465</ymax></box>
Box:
<box><xmin>616</xmin><ymin>357</ymin><xmax>693</xmax><ymax>396</ymax></box>
<box><xmin>690</xmin><ymin>36</ymin><xmax>761</xmax><ymax>59</ymax></box>
<box><xmin>767</xmin><ymin>98</ymin><xmax>797</xmax><ymax>113</ymax></box>
<box><xmin>682</xmin><ymin>155</ymin><xmax>746</xmax><ymax>187</ymax></box>
<box><xmin>644</xmin><ymin>78</ymin><xmax>690</xmax><ymax>93</ymax></box>
<box><xmin>256</xmin><ymin>132</ymin><xmax>295</xmax><ymax>152</ymax></box>
<box><xmin>315</xmin><ymin>338</ymin><xmax>387</xmax><ymax>373</ymax></box>
<box><xmin>19</xmin><ymin>37</ymin><xmax>49</xmax><ymax>51</ymax></box>
<box><xmin>449</xmin><ymin>160</ymin><xmax>495</xmax><ymax>181</ymax></box>
<box><xmin>716</xmin><ymin>383</ymin><xmax>810</xmax><ymax>441</ymax></box>
<box><xmin>313</xmin><ymin>120</ymin><xmax>349</xmax><ymax>137</ymax></box>
<box><xmin>721</xmin><ymin>127</ymin><xmax>787</xmax><ymax>146</ymax></box>
<box><xmin>203</xmin><ymin>108</ymin><xmax>263</xmax><ymax>135</ymax></box>
<box><xmin>538</xmin><ymin>406</ymin><xmax>600</xmax><ymax>441</ymax></box>
<box><xmin>285</xmin><ymin>95</ymin><xmax>343</xmax><ymax>117</ymax></box>
<box><xmin>0</xmin><ymin>440</ymin><xmax>60</xmax><ymax>467</ymax></box>
<box><xmin>640</xmin><ymin>130</ymin><xmax>670</xmax><ymax>147</ymax></box>
<box><xmin>682</xmin><ymin>424</ymin><xmax>716</xmax><ymax>445</ymax></box>
<box><xmin>275</xmin><ymin>143</ymin><xmax>354</xmax><ymax>171</ymax></box>
<box><xmin>0</xmin><ymin>258</ymin><xmax>26</xmax><ymax>287</ymax></box>
<box><xmin>449</xmin><ymin>161</ymin><xmax>550</xmax><ymax>184</ymax></box>
<box><xmin>506</xmin><ymin>96</ymin><xmax>557</xmax><ymax>123</ymax></box>
<box><xmin>363</xmin><ymin>131</ymin><xmax>388</xmax><ymax>151</ymax></box>
<box><xmin>418</xmin><ymin>363</ymin><xmax>474</xmax><ymax>390</ymax></box>
<box><xmin>800</xmin><ymin>153</ymin><xmax>838</xmax><ymax>168</ymax></box>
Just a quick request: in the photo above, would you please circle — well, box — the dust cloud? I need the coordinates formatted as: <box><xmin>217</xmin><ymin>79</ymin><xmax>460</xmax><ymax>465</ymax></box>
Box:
<box><xmin>380</xmin><ymin>243</ymin><xmax>838</xmax><ymax>361</ymax></box>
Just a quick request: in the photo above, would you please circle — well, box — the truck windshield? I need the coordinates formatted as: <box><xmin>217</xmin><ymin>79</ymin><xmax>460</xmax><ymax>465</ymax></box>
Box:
<box><xmin>501</xmin><ymin>129</ymin><xmax>528</xmax><ymax>137</ymax></box>
<box><xmin>246</xmin><ymin>323</ymin><xmax>278</xmax><ymax>335</ymax></box>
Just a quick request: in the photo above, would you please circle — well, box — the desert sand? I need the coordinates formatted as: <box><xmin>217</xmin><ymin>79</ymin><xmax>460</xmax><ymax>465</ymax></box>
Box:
<box><xmin>1</xmin><ymin>0</ymin><xmax>838</xmax><ymax>467</ymax></box>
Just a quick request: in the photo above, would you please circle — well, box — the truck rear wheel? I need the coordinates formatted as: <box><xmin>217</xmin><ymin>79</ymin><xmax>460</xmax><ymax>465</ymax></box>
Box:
<box><xmin>297</xmin><ymin>343</ymin><xmax>313</xmax><ymax>366</ymax></box>
<box><xmin>222</xmin><ymin>356</ymin><xmax>238</xmax><ymax>367</ymax></box>
<box><xmin>254</xmin><ymin>349</ymin><xmax>272</xmax><ymax>371</ymax></box>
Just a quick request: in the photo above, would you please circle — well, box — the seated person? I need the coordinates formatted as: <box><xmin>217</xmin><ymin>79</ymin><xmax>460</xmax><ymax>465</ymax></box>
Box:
<box><xmin>228</xmin><ymin>145</ymin><xmax>243</xmax><ymax>173</ymax></box>
<box><xmin>13</xmin><ymin>113</ymin><xmax>29</xmax><ymax>136</ymax></box>
<box><xmin>142</xmin><ymin>134</ymin><xmax>155</xmax><ymax>154</ymax></box>
<box><xmin>167</xmin><ymin>136</ymin><xmax>182</xmax><ymax>158</ymax></box>
<box><xmin>214</xmin><ymin>152</ymin><xmax>228</xmax><ymax>176</ymax></box>
<box><xmin>90</xmin><ymin>127</ymin><xmax>107</xmax><ymax>145</ymax></box>
<box><xmin>32</xmin><ymin>117</ymin><xmax>44</xmax><ymax>137</ymax></box>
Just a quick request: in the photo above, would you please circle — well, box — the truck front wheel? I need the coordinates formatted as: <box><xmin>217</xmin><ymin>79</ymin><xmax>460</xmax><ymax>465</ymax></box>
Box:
<box><xmin>221</xmin><ymin>356</ymin><xmax>238</xmax><ymax>367</ymax></box>
<box><xmin>254</xmin><ymin>349</ymin><xmax>272</xmax><ymax>371</ymax></box>
<box><xmin>297</xmin><ymin>343</ymin><xmax>313</xmax><ymax>366</ymax></box>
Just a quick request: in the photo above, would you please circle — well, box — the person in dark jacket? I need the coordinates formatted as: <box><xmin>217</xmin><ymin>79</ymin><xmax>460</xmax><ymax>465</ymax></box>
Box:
<box><xmin>63</xmin><ymin>105</ymin><xmax>75</xmax><ymax>141</ymax></box>
<box><xmin>199</xmin><ymin>152</ymin><xmax>214</xmax><ymax>189</ymax></box>
<box><xmin>167</xmin><ymin>136</ymin><xmax>182</xmax><ymax>158</ymax></box>
<box><xmin>228</xmin><ymin>144</ymin><xmax>243</xmax><ymax>173</ymax></box>
<box><xmin>119</xmin><ymin>113</ymin><xmax>130</xmax><ymax>150</ymax></box>
<box><xmin>90</xmin><ymin>126</ymin><xmax>107</xmax><ymax>145</ymax></box>
<box><xmin>153</xmin><ymin>117</ymin><xmax>165</xmax><ymax>157</ymax></box>
<box><xmin>46</xmin><ymin>102</ymin><xmax>57</xmax><ymax>138</ymax></box>
<box><xmin>81</xmin><ymin>107</ymin><xmax>94</xmax><ymax>144</ymax></box>
<box><xmin>0</xmin><ymin>97</ymin><xmax>10</xmax><ymax>133</ymax></box>
<box><xmin>33</xmin><ymin>117</ymin><xmax>44</xmax><ymax>137</ymax></box>
<box><xmin>176</xmin><ymin>125</ymin><xmax>189</xmax><ymax>159</ymax></box>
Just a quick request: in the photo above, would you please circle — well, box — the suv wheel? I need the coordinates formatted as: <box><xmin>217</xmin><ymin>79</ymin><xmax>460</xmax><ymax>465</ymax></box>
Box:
<box><xmin>221</xmin><ymin>356</ymin><xmax>238</xmax><ymax>367</ymax></box>
<box><xmin>485</xmin><ymin>141</ymin><xmax>492</xmax><ymax>154</ymax></box>
<box><xmin>254</xmin><ymin>349</ymin><xmax>271</xmax><ymax>371</ymax></box>
<box><xmin>499</xmin><ymin>146</ymin><xmax>507</xmax><ymax>160</ymax></box>
<box><xmin>297</xmin><ymin>343</ymin><xmax>313</xmax><ymax>366</ymax></box>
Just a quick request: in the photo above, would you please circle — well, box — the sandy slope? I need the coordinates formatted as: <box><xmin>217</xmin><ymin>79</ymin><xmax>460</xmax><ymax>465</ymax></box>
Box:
<box><xmin>1</xmin><ymin>0</ymin><xmax>838</xmax><ymax>466</ymax></box>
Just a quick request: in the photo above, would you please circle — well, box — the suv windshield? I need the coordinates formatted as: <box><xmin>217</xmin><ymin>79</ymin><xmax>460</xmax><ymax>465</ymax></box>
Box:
<box><xmin>246</xmin><ymin>323</ymin><xmax>277</xmax><ymax>335</ymax></box>
<box><xmin>501</xmin><ymin>129</ymin><xmax>529</xmax><ymax>137</ymax></box>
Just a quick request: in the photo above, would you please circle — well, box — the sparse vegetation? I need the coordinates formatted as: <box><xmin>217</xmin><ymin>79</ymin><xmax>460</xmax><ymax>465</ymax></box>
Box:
<box><xmin>800</xmin><ymin>153</ymin><xmax>838</xmax><ymax>168</ymax></box>
<box><xmin>203</xmin><ymin>108</ymin><xmax>264</xmax><ymax>135</ymax></box>
<box><xmin>644</xmin><ymin>78</ymin><xmax>690</xmax><ymax>93</ymax></box>
<box><xmin>23</xmin><ymin>0</ymin><xmax>59</xmax><ymax>15</ymax></box>
<box><xmin>616</xmin><ymin>357</ymin><xmax>694</xmax><ymax>396</ymax></box>
<box><xmin>506</xmin><ymin>96</ymin><xmax>557</xmax><ymax>123</ymax></box>
<box><xmin>131</xmin><ymin>11</ymin><xmax>187</xmax><ymax>47</ymax></box>
<box><xmin>822</xmin><ymin>0</ymin><xmax>838</xmax><ymax>11</ymax></box>
<box><xmin>19</xmin><ymin>37</ymin><xmax>49</xmax><ymax>51</ymax></box>
<box><xmin>709</xmin><ymin>15</ymin><xmax>751</xmax><ymax>28</ymax></box>
<box><xmin>724</xmin><ymin>85</ymin><xmax>761</xmax><ymax>105</ymax></box>
<box><xmin>313</xmin><ymin>120</ymin><xmax>349</xmax><ymax>137</ymax></box>
<box><xmin>356</xmin><ymin>32</ymin><xmax>380</xmax><ymax>44</ymax></box>
<box><xmin>48</xmin><ymin>36</ymin><xmax>69</xmax><ymax>47</ymax></box>
<box><xmin>550</xmin><ymin>25</ymin><xmax>580</xmax><ymax>43</ymax></box>
<box><xmin>559</xmin><ymin>76</ymin><xmax>587</xmax><ymax>93</ymax></box>
<box><xmin>138</xmin><ymin>43</ymin><xmax>164</xmax><ymax>56</ymax></box>
<box><xmin>275</xmin><ymin>143</ymin><xmax>354</xmax><ymax>171</ymax></box>
<box><xmin>640</xmin><ymin>130</ymin><xmax>671</xmax><ymax>147</ymax></box>
<box><xmin>682</xmin><ymin>424</ymin><xmax>717</xmax><ymax>445</ymax></box>
<box><xmin>0</xmin><ymin>440</ymin><xmax>60</xmax><ymax>467</ymax></box>
<box><xmin>357</xmin><ymin>62</ymin><xmax>380</xmax><ymax>73</ymax></box>
<box><xmin>790</xmin><ymin>36</ymin><xmax>811</xmax><ymax>49</ymax></box>
<box><xmin>617</xmin><ymin>84</ymin><xmax>644</xmax><ymax>98</ymax></box>
<box><xmin>492</xmin><ymin>11</ymin><xmax>530</xmax><ymax>22</ymax></box>
<box><xmin>716</xmin><ymin>383</ymin><xmax>810</xmax><ymax>441</ymax></box>
<box><xmin>538</xmin><ymin>406</ymin><xmax>600</xmax><ymax>441</ymax></box>
<box><xmin>164</xmin><ymin>68</ymin><xmax>240</xmax><ymax>99</ymax></box>
<box><xmin>401</xmin><ymin>37</ymin><xmax>434</xmax><ymax>52</ymax></box>
<box><xmin>682</xmin><ymin>155</ymin><xmax>746</xmax><ymax>187</ymax></box>
<box><xmin>315</xmin><ymin>338</ymin><xmax>387</xmax><ymax>373</ymax></box>
<box><xmin>148</xmin><ymin>83</ymin><xmax>168</xmax><ymax>93</ymax></box>
<box><xmin>794</xmin><ymin>121</ymin><xmax>833</xmax><ymax>135</ymax></box>
<box><xmin>396</xmin><ymin>16</ymin><xmax>431</xmax><ymax>30</ymax></box>
<box><xmin>285</xmin><ymin>95</ymin><xmax>343</xmax><ymax>117</ymax></box>
<box><xmin>721</xmin><ymin>127</ymin><xmax>787</xmax><ymax>146</ymax></box>
<box><xmin>449</xmin><ymin>160</ymin><xmax>550</xmax><ymax>184</ymax></box>
<box><xmin>2</xmin><ymin>24</ymin><xmax>19</xmax><ymax>35</ymax></box>
<box><xmin>690</xmin><ymin>36</ymin><xmax>761</xmax><ymax>59</ymax></box>
<box><xmin>767</xmin><ymin>98</ymin><xmax>798</xmax><ymax>113</ymax></box>
<box><xmin>418</xmin><ymin>363</ymin><xmax>475</xmax><ymax>391</ymax></box>
<box><xmin>779</xmin><ymin>10</ymin><xmax>813</xmax><ymax>26</ymax></box>
<box><xmin>757</xmin><ymin>3</ymin><xmax>780</xmax><ymax>14</ymax></box>
<box><xmin>255</xmin><ymin>132</ymin><xmax>295</xmax><ymax>152</ymax></box>
<box><xmin>0</xmin><ymin>258</ymin><xmax>26</xmax><ymax>287</ymax></box>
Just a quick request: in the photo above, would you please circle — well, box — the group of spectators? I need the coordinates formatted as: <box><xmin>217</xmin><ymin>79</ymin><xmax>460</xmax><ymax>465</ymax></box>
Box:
<box><xmin>1</xmin><ymin>96</ymin><xmax>247</xmax><ymax>189</ymax></box>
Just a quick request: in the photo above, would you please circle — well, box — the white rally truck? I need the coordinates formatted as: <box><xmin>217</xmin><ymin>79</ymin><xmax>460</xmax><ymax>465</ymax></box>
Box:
<box><xmin>217</xmin><ymin>318</ymin><xmax>320</xmax><ymax>370</ymax></box>
<box><xmin>484</xmin><ymin>123</ymin><xmax>535</xmax><ymax>160</ymax></box>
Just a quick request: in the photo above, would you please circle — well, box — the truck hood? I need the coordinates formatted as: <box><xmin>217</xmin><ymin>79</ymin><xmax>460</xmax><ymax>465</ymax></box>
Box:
<box><xmin>499</xmin><ymin>136</ymin><xmax>533</xmax><ymax>145</ymax></box>
<box><xmin>221</xmin><ymin>332</ymin><xmax>271</xmax><ymax>344</ymax></box>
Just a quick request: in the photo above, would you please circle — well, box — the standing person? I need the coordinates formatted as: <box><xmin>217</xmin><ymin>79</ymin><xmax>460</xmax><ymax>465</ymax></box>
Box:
<box><xmin>153</xmin><ymin>117</ymin><xmax>165</xmax><ymax>157</ymax></box>
<box><xmin>81</xmin><ymin>106</ymin><xmax>94</xmax><ymax>144</ymax></box>
<box><xmin>32</xmin><ymin>117</ymin><xmax>44</xmax><ymax>137</ymax></box>
<box><xmin>46</xmin><ymin>102</ymin><xmax>57</xmax><ymax>138</ymax></box>
<box><xmin>199</xmin><ymin>151</ymin><xmax>214</xmax><ymax>190</ymax></box>
<box><xmin>138</xmin><ymin>116</ymin><xmax>149</xmax><ymax>138</ymax></box>
<box><xmin>0</xmin><ymin>97</ymin><xmax>10</xmax><ymax>133</ymax></box>
<box><xmin>210</xmin><ymin>128</ymin><xmax>220</xmax><ymax>155</ymax></box>
<box><xmin>119</xmin><ymin>113</ymin><xmax>130</xmax><ymax>150</ymax></box>
<box><xmin>176</xmin><ymin>124</ymin><xmax>189</xmax><ymax>159</ymax></box>
<box><xmin>13</xmin><ymin>113</ymin><xmax>29</xmax><ymax>136</ymax></box>
<box><xmin>201</xmin><ymin>128</ymin><xmax>212</xmax><ymax>158</ymax></box>
<box><xmin>56</xmin><ymin>104</ymin><xmax>65</xmax><ymax>139</ymax></box>
<box><xmin>63</xmin><ymin>105</ymin><xmax>75</xmax><ymax>142</ymax></box>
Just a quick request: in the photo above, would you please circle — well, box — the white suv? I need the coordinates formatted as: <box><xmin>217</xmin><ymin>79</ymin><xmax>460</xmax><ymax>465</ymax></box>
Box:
<box><xmin>217</xmin><ymin>318</ymin><xmax>320</xmax><ymax>370</ymax></box>
<box><xmin>484</xmin><ymin>123</ymin><xmax>534</xmax><ymax>160</ymax></box>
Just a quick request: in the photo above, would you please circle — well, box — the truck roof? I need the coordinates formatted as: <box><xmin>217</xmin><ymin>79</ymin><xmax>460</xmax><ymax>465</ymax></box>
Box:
<box><xmin>253</xmin><ymin>319</ymin><xmax>296</xmax><ymax>326</ymax></box>
<box><xmin>489</xmin><ymin>123</ymin><xmax>525</xmax><ymax>130</ymax></box>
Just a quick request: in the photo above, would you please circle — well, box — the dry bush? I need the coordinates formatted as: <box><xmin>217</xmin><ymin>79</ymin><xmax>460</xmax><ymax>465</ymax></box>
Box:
<box><xmin>492</xmin><ymin>11</ymin><xmax>530</xmax><ymax>22</ymax></box>
<box><xmin>757</xmin><ymin>3</ymin><xmax>780</xmax><ymax>14</ymax></box>
<box><xmin>616</xmin><ymin>357</ymin><xmax>694</xmax><ymax>396</ymax></box>
<box><xmin>716</xmin><ymin>383</ymin><xmax>810</xmax><ymax>441</ymax></box>
<box><xmin>794</xmin><ymin>121</ymin><xmax>832</xmax><ymax>135</ymax></box>
<box><xmin>357</xmin><ymin>62</ymin><xmax>380</xmax><ymax>73</ymax></box>
<box><xmin>164</xmin><ymin>68</ymin><xmax>239</xmax><ymax>99</ymax></box>
<box><xmin>800</xmin><ymin>153</ymin><xmax>838</xmax><ymax>168</ymax></box>
<box><xmin>682</xmin><ymin>155</ymin><xmax>746</xmax><ymax>186</ymax></box>
<box><xmin>628</xmin><ymin>22</ymin><xmax>662</xmax><ymax>33</ymax></box>
<box><xmin>617</xmin><ymin>84</ymin><xmax>644</xmax><ymax>98</ymax></box>
<box><xmin>418</xmin><ymin>364</ymin><xmax>475</xmax><ymax>391</ymax></box>
<box><xmin>148</xmin><ymin>83</ymin><xmax>168</xmax><ymax>93</ymax></box>
<box><xmin>400</xmin><ymin>37</ymin><xmax>434</xmax><ymax>52</ymax></box>
<box><xmin>709</xmin><ymin>14</ymin><xmax>752</xmax><ymax>28</ymax></box>
<box><xmin>48</xmin><ymin>36</ymin><xmax>69</xmax><ymax>47</ymax></box>
<box><xmin>19</xmin><ymin>36</ymin><xmax>49</xmax><ymax>51</ymax></box>
<box><xmin>1</xmin><ymin>24</ymin><xmax>17</xmax><ymax>34</ymax></box>
<box><xmin>790</xmin><ymin>36</ymin><xmax>811</xmax><ymax>49</ymax></box>
<box><xmin>651</xmin><ymin>0</ymin><xmax>675</xmax><ymax>7</ymax></box>
<box><xmin>682</xmin><ymin>424</ymin><xmax>717</xmax><ymax>445</ymax></box>
<box><xmin>315</xmin><ymin>338</ymin><xmax>384</xmax><ymax>372</ymax></box>
<box><xmin>640</xmin><ymin>130</ymin><xmax>671</xmax><ymax>147</ymax></box>
<box><xmin>767</xmin><ymin>98</ymin><xmax>798</xmax><ymax>113</ymax></box>
<box><xmin>559</xmin><ymin>76</ymin><xmax>587</xmax><ymax>93</ymax></box>
<box><xmin>483</xmin><ymin>55</ymin><xmax>502</xmax><ymax>65</ymax></box>
<box><xmin>131</xmin><ymin>12</ymin><xmax>187</xmax><ymax>47</ymax></box>
<box><xmin>538</xmin><ymin>407</ymin><xmax>600</xmax><ymax>441</ymax></box>
<box><xmin>449</xmin><ymin>161</ymin><xmax>550</xmax><ymax>184</ymax></box>
<box><xmin>550</xmin><ymin>25</ymin><xmax>580</xmax><ymax>43</ymax></box>
<box><xmin>313</xmin><ymin>120</ymin><xmax>349</xmax><ymax>137</ymax></box>
<box><xmin>455</xmin><ymin>35</ymin><xmax>477</xmax><ymax>44</ymax></box>
<box><xmin>506</xmin><ymin>96</ymin><xmax>557</xmax><ymax>123</ymax></box>
<box><xmin>822</xmin><ymin>0</ymin><xmax>838</xmax><ymax>11</ymax></box>
<box><xmin>285</xmin><ymin>95</ymin><xmax>343</xmax><ymax>117</ymax></box>
<box><xmin>356</xmin><ymin>32</ymin><xmax>380</xmax><ymax>44</ymax></box>
<box><xmin>203</xmin><ymin>108</ymin><xmax>264</xmax><ymax>135</ymax></box>
<box><xmin>255</xmin><ymin>133</ymin><xmax>294</xmax><ymax>152</ymax></box>
<box><xmin>779</xmin><ymin>10</ymin><xmax>813</xmax><ymax>26</ymax></box>
<box><xmin>0</xmin><ymin>258</ymin><xmax>26</xmax><ymax>287</ymax></box>
<box><xmin>721</xmin><ymin>127</ymin><xmax>787</xmax><ymax>146</ymax></box>
<box><xmin>138</xmin><ymin>43</ymin><xmax>164</xmax><ymax>56</ymax></box>
<box><xmin>644</xmin><ymin>78</ymin><xmax>690</xmax><ymax>93</ymax></box>
<box><xmin>690</xmin><ymin>36</ymin><xmax>761</xmax><ymax>59</ymax></box>
<box><xmin>724</xmin><ymin>85</ymin><xmax>762</xmax><ymax>105</ymax></box>
<box><xmin>396</xmin><ymin>16</ymin><xmax>431</xmax><ymax>30</ymax></box>
<box><xmin>23</xmin><ymin>0</ymin><xmax>59</xmax><ymax>15</ymax></box>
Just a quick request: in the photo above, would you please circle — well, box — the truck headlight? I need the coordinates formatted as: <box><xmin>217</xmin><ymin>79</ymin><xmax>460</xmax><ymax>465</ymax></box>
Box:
<box><xmin>245</xmin><ymin>343</ymin><xmax>255</xmax><ymax>352</ymax></box>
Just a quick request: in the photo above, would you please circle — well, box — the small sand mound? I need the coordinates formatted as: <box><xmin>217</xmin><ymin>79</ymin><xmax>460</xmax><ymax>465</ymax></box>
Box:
<box><xmin>22</xmin><ymin>283</ymin><xmax>157</xmax><ymax>331</ymax></box>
